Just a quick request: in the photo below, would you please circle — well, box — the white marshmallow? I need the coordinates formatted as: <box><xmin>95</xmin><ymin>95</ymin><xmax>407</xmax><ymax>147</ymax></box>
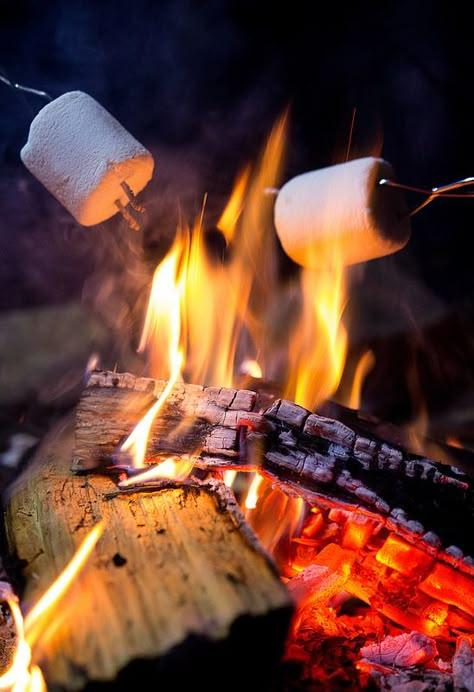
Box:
<box><xmin>21</xmin><ymin>91</ymin><xmax>154</xmax><ymax>226</ymax></box>
<box><xmin>274</xmin><ymin>157</ymin><xmax>411</xmax><ymax>267</ymax></box>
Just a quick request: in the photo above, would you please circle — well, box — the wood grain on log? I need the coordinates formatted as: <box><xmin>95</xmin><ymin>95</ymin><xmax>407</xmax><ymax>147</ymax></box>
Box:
<box><xmin>2</xmin><ymin>416</ymin><xmax>292</xmax><ymax>691</ymax></box>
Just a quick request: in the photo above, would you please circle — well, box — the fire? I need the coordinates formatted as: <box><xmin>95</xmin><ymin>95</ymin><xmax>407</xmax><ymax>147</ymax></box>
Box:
<box><xmin>285</xmin><ymin>264</ymin><xmax>348</xmax><ymax>411</ymax></box>
<box><xmin>119</xmin><ymin>115</ymin><xmax>287</xmax><ymax>475</ymax></box>
<box><xmin>244</xmin><ymin>473</ymin><xmax>264</xmax><ymax>510</ymax></box>
<box><xmin>121</xmin><ymin>235</ymin><xmax>186</xmax><ymax>468</ymax></box>
<box><xmin>118</xmin><ymin>454</ymin><xmax>195</xmax><ymax>487</ymax></box>
<box><xmin>0</xmin><ymin>523</ymin><xmax>103</xmax><ymax>692</ymax></box>
<box><xmin>239</xmin><ymin>358</ymin><xmax>263</xmax><ymax>379</ymax></box>
<box><xmin>183</xmin><ymin>114</ymin><xmax>286</xmax><ymax>388</ymax></box>
<box><xmin>244</xmin><ymin>479</ymin><xmax>305</xmax><ymax>563</ymax></box>
<box><xmin>24</xmin><ymin>522</ymin><xmax>105</xmax><ymax>647</ymax></box>
<box><xmin>346</xmin><ymin>349</ymin><xmax>375</xmax><ymax>410</ymax></box>
<box><xmin>222</xmin><ymin>470</ymin><xmax>238</xmax><ymax>488</ymax></box>
<box><xmin>216</xmin><ymin>166</ymin><xmax>251</xmax><ymax>244</ymax></box>
<box><xmin>120</xmin><ymin>111</ymin><xmax>351</xmax><ymax>489</ymax></box>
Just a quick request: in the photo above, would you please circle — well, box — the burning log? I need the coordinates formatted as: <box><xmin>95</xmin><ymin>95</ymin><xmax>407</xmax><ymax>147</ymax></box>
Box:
<box><xmin>74</xmin><ymin>370</ymin><xmax>474</xmax><ymax>553</ymax></box>
<box><xmin>2</xmin><ymin>417</ymin><xmax>292</xmax><ymax>690</ymax></box>
<box><xmin>72</xmin><ymin>370</ymin><xmax>474</xmax><ymax>643</ymax></box>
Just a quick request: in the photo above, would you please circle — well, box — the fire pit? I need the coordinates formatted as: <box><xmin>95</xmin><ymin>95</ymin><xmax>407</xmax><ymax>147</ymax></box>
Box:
<box><xmin>1</xmin><ymin>108</ymin><xmax>473</xmax><ymax>691</ymax></box>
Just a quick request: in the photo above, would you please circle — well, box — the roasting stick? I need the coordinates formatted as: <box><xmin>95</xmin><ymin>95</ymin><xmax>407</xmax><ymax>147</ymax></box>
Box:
<box><xmin>271</xmin><ymin>158</ymin><xmax>474</xmax><ymax>268</ymax></box>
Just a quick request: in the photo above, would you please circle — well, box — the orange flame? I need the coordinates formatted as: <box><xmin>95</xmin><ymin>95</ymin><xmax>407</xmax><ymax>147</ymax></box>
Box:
<box><xmin>0</xmin><ymin>587</ymin><xmax>33</xmax><ymax>692</ymax></box>
<box><xmin>122</xmin><ymin>113</ymin><xmax>287</xmax><ymax>476</ymax></box>
<box><xmin>446</xmin><ymin>435</ymin><xmax>464</xmax><ymax>450</ymax></box>
<box><xmin>285</xmin><ymin>265</ymin><xmax>348</xmax><ymax>411</ymax></box>
<box><xmin>245</xmin><ymin>479</ymin><xmax>305</xmax><ymax>559</ymax></box>
<box><xmin>346</xmin><ymin>349</ymin><xmax>375</xmax><ymax>410</ymax></box>
<box><xmin>124</xmin><ymin>110</ymin><xmax>351</xmax><ymax>484</ymax></box>
<box><xmin>183</xmin><ymin>113</ymin><xmax>286</xmax><ymax>388</ymax></box>
<box><xmin>217</xmin><ymin>166</ymin><xmax>251</xmax><ymax>244</ymax></box>
<box><xmin>223</xmin><ymin>470</ymin><xmax>238</xmax><ymax>488</ymax></box>
<box><xmin>121</xmin><ymin>235</ymin><xmax>186</xmax><ymax>468</ymax></box>
<box><xmin>24</xmin><ymin>522</ymin><xmax>104</xmax><ymax>648</ymax></box>
<box><xmin>118</xmin><ymin>454</ymin><xmax>195</xmax><ymax>487</ymax></box>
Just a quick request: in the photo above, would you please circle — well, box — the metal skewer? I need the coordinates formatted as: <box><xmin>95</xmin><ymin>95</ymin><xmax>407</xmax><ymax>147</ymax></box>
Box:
<box><xmin>379</xmin><ymin>176</ymin><xmax>474</xmax><ymax>217</ymax></box>
<box><xmin>0</xmin><ymin>72</ymin><xmax>52</xmax><ymax>102</ymax></box>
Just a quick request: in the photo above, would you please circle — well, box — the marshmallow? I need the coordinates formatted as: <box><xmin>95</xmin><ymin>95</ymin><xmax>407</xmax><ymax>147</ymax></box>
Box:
<box><xmin>21</xmin><ymin>91</ymin><xmax>154</xmax><ymax>226</ymax></box>
<box><xmin>274</xmin><ymin>157</ymin><xmax>411</xmax><ymax>267</ymax></box>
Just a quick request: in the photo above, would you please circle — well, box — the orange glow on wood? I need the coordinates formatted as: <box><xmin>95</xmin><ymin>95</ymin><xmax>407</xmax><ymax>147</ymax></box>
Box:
<box><xmin>376</xmin><ymin>534</ymin><xmax>435</xmax><ymax>578</ymax></box>
<box><xmin>419</xmin><ymin>563</ymin><xmax>474</xmax><ymax>618</ymax></box>
<box><xmin>341</xmin><ymin>516</ymin><xmax>375</xmax><ymax>551</ymax></box>
<box><xmin>301</xmin><ymin>509</ymin><xmax>324</xmax><ymax>538</ymax></box>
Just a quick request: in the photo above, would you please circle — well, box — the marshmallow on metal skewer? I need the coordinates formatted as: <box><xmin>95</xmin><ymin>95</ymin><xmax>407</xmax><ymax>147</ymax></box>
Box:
<box><xmin>273</xmin><ymin>157</ymin><xmax>411</xmax><ymax>267</ymax></box>
<box><xmin>21</xmin><ymin>91</ymin><xmax>154</xmax><ymax>229</ymax></box>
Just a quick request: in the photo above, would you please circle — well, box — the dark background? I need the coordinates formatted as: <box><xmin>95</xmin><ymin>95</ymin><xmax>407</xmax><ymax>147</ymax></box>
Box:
<box><xmin>0</xmin><ymin>0</ymin><xmax>473</xmax><ymax>452</ymax></box>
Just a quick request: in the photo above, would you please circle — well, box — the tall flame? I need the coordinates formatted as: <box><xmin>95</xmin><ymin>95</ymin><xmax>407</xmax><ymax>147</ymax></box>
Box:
<box><xmin>183</xmin><ymin>113</ymin><xmax>287</xmax><ymax>388</ymax></box>
<box><xmin>121</xmin><ymin>235</ymin><xmax>186</xmax><ymax>468</ymax></box>
<box><xmin>346</xmin><ymin>349</ymin><xmax>375</xmax><ymax>410</ymax></box>
<box><xmin>285</xmin><ymin>264</ymin><xmax>348</xmax><ymax>412</ymax></box>
<box><xmin>217</xmin><ymin>166</ymin><xmax>251</xmax><ymax>244</ymax></box>
<box><xmin>122</xmin><ymin>111</ymin><xmax>352</xmax><ymax>480</ymax></box>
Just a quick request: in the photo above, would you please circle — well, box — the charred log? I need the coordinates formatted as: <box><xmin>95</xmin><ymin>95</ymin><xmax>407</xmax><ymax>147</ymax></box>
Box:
<box><xmin>73</xmin><ymin>371</ymin><xmax>474</xmax><ymax>560</ymax></box>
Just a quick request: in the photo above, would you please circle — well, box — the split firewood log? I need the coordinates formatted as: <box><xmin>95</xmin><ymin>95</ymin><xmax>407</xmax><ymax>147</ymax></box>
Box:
<box><xmin>2</xmin><ymin>415</ymin><xmax>292</xmax><ymax>691</ymax></box>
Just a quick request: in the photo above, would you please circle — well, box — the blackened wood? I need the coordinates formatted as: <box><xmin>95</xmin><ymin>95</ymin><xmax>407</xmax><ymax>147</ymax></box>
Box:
<box><xmin>73</xmin><ymin>371</ymin><xmax>474</xmax><ymax>561</ymax></box>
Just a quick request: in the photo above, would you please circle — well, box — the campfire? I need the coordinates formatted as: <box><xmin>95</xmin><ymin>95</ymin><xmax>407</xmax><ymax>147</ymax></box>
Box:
<box><xmin>1</xmin><ymin>111</ymin><xmax>473</xmax><ymax>692</ymax></box>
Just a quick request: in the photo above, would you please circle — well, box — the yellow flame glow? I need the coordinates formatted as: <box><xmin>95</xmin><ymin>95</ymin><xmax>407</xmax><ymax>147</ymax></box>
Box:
<box><xmin>223</xmin><ymin>470</ymin><xmax>237</xmax><ymax>488</ymax></box>
<box><xmin>0</xmin><ymin>592</ymin><xmax>31</xmax><ymax>692</ymax></box>
<box><xmin>24</xmin><ymin>522</ymin><xmax>104</xmax><ymax>648</ymax></box>
<box><xmin>239</xmin><ymin>359</ymin><xmax>263</xmax><ymax>379</ymax></box>
<box><xmin>245</xmin><ymin>480</ymin><xmax>305</xmax><ymax>556</ymax></box>
<box><xmin>244</xmin><ymin>473</ymin><xmax>264</xmax><ymax>510</ymax></box>
<box><xmin>347</xmin><ymin>349</ymin><xmax>375</xmax><ymax>410</ymax></box>
<box><xmin>119</xmin><ymin>455</ymin><xmax>195</xmax><ymax>487</ymax></box>
<box><xmin>285</xmin><ymin>265</ymin><xmax>348</xmax><ymax>411</ymax></box>
<box><xmin>217</xmin><ymin>166</ymin><xmax>251</xmax><ymax>244</ymax></box>
<box><xmin>121</xmin><ymin>235</ymin><xmax>186</xmax><ymax>468</ymax></box>
<box><xmin>123</xmin><ymin>110</ymin><xmax>351</xmax><ymax>482</ymax></box>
